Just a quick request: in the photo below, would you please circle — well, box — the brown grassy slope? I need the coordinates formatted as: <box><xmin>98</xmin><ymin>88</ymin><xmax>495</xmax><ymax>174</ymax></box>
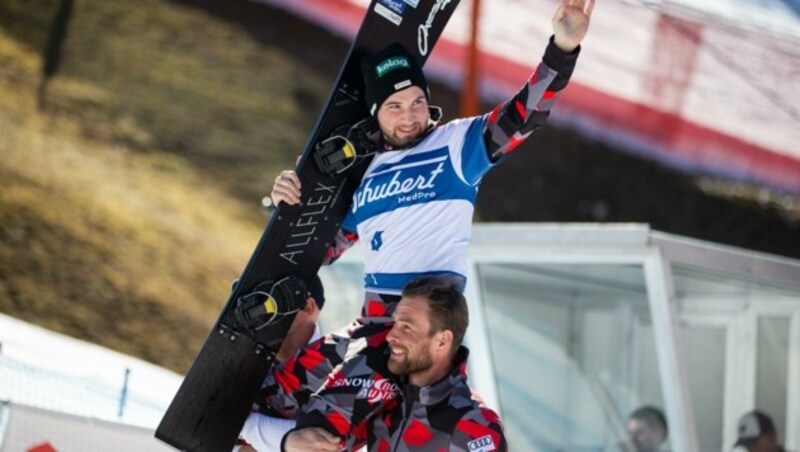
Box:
<box><xmin>0</xmin><ymin>0</ymin><xmax>347</xmax><ymax>373</ymax></box>
<box><xmin>0</xmin><ymin>0</ymin><xmax>330</xmax><ymax>201</ymax></box>
<box><xmin>0</xmin><ymin>29</ymin><xmax>261</xmax><ymax>372</ymax></box>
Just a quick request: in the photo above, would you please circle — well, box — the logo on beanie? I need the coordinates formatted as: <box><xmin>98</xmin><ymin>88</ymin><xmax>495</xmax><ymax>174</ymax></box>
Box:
<box><xmin>375</xmin><ymin>56</ymin><xmax>410</xmax><ymax>78</ymax></box>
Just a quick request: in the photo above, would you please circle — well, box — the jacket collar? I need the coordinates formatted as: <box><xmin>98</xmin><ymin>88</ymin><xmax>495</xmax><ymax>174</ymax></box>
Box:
<box><xmin>400</xmin><ymin>345</ymin><xmax>470</xmax><ymax>407</ymax></box>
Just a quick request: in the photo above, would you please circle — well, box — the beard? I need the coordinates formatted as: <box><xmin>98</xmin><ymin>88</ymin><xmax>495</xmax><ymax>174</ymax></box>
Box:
<box><xmin>380</xmin><ymin>121</ymin><xmax>428</xmax><ymax>148</ymax></box>
<box><xmin>387</xmin><ymin>345</ymin><xmax>434</xmax><ymax>377</ymax></box>
<box><xmin>383</xmin><ymin>131</ymin><xmax>421</xmax><ymax>148</ymax></box>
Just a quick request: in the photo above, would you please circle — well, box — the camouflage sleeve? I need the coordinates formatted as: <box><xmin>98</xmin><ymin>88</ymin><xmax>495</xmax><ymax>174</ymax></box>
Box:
<box><xmin>321</xmin><ymin>229</ymin><xmax>359</xmax><ymax>265</ymax></box>
<box><xmin>483</xmin><ymin>36</ymin><xmax>580</xmax><ymax>161</ymax></box>
<box><xmin>254</xmin><ymin>333</ymin><xmax>350</xmax><ymax>419</ymax></box>
<box><xmin>451</xmin><ymin>407</ymin><xmax>508</xmax><ymax>452</ymax></box>
<box><xmin>294</xmin><ymin>337</ymin><xmax>396</xmax><ymax>439</ymax></box>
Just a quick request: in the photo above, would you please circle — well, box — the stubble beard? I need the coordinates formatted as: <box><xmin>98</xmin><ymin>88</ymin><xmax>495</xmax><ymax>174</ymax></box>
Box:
<box><xmin>388</xmin><ymin>346</ymin><xmax>433</xmax><ymax>377</ymax></box>
<box><xmin>382</xmin><ymin>120</ymin><xmax>428</xmax><ymax>148</ymax></box>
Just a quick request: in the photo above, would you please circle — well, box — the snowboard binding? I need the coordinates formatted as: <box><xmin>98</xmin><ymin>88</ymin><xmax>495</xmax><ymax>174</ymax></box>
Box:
<box><xmin>231</xmin><ymin>275</ymin><xmax>308</xmax><ymax>335</ymax></box>
<box><xmin>314</xmin><ymin>118</ymin><xmax>381</xmax><ymax>175</ymax></box>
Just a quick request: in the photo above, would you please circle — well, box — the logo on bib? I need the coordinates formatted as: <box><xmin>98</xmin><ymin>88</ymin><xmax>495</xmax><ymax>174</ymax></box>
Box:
<box><xmin>371</xmin><ymin>231</ymin><xmax>384</xmax><ymax>251</ymax></box>
<box><xmin>353</xmin><ymin>159</ymin><xmax>445</xmax><ymax>213</ymax></box>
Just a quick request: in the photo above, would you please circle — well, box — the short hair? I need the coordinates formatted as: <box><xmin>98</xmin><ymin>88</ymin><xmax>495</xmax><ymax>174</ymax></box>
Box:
<box><xmin>629</xmin><ymin>406</ymin><xmax>668</xmax><ymax>436</ymax></box>
<box><xmin>401</xmin><ymin>276</ymin><xmax>469</xmax><ymax>358</ymax></box>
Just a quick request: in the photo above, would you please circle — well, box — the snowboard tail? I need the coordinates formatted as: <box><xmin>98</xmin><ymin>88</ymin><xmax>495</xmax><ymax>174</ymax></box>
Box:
<box><xmin>156</xmin><ymin>1</ymin><xmax>460</xmax><ymax>450</ymax></box>
<box><xmin>156</xmin><ymin>326</ymin><xmax>268</xmax><ymax>452</ymax></box>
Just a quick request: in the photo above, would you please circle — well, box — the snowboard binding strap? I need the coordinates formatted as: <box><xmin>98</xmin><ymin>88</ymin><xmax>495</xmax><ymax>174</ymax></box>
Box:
<box><xmin>232</xmin><ymin>276</ymin><xmax>308</xmax><ymax>334</ymax></box>
<box><xmin>315</xmin><ymin>118</ymin><xmax>380</xmax><ymax>175</ymax></box>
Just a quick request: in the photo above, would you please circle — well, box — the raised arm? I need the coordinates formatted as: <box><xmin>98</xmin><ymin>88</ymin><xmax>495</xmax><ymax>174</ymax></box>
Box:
<box><xmin>553</xmin><ymin>0</ymin><xmax>595</xmax><ymax>53</ymax></box>
<box><xmin>483</xmin><ymin>0</ymin><xmax>594</xmax><ymax>161</ymax></box>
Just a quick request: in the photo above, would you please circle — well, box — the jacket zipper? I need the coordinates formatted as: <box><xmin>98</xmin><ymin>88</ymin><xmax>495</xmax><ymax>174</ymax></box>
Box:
<box><xmin>392</xmin><ymin>385</ymin><xmax>417</xmax><ymax>451</ymax></box>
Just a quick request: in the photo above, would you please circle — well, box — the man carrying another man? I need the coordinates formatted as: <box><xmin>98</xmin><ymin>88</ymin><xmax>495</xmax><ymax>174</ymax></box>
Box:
<box><xmin>281</xmin><ymin>276</ymin><xmax>506</xmax><ymax>451</ymax></box>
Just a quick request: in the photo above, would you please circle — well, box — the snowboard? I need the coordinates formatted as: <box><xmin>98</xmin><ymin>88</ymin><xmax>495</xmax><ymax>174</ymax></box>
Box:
<box><xmin>155</xmin><ymin>1</ymin><xmax>460</xmax><ymax>450</ymax></box>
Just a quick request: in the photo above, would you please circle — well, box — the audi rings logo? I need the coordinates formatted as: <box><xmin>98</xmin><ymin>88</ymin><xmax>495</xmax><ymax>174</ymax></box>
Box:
<box><xmin>467</xmin><ymin>435</ymin><xmax>496</xmax><ymax>452</ymax></box>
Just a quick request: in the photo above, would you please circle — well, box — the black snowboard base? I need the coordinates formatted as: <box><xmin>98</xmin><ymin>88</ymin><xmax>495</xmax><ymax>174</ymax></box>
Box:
<box><xmin>155</xmin><ymin>325</ymin><xmax>271</xmax><ymax>452</ymax></box>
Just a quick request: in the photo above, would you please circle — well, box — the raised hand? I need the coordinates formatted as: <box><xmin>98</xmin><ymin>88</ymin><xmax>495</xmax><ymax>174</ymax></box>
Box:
<box><xmin>552</xmin><ymin>0</ymin><xmax>595</xmax><ymax>53</ymax></box>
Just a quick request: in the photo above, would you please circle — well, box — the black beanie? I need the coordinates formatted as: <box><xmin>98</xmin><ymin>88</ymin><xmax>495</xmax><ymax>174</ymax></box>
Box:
<box><xmin>361</xmin><ymin>43</ymin><xmax>429</xmax><ymax>116</ymax></box>
<box><xmin>307</xmin><ymin>275</ymin><xmax>325</xmax><ymax>310</ymax></box>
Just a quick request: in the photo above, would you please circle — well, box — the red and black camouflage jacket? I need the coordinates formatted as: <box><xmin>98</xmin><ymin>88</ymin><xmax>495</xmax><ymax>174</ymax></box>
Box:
<box><xmin>365</xmin><ymin>347</ymin><xmax>507</xmax><ymax>452</ymax></box>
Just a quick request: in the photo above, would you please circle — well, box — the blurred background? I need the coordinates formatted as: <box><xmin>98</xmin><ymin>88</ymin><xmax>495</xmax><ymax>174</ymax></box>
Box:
<box><xmin>0</xmin><ymin>0</ymin><xmax>798</xmax><ymax>450</ymax></box>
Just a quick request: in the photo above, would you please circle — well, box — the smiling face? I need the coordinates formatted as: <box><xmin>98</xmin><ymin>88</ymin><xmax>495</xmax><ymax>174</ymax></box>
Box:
<box><xmin>376</xmin><ymin>86</ymin><xmax>430</xmax><ymax>148</ymax></box>
<box><xmin>386</xmin><ymin>295</ymin><xmax>450</xmax><ymax>385</ymax></box>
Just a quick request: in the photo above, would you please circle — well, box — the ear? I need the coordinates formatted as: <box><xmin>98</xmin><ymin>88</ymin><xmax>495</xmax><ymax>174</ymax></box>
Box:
<box><xmin>436</xmin><ymin>329</ymin><xmax>454</xmax><ymax>353</ymax></box>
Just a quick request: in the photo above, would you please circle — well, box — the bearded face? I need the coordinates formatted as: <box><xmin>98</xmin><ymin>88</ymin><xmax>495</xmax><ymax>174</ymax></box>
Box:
<box><xmin>386</xmin><ymin>296</ymin><xmax>437</xmax><ymax>379</ymax></box>
<box><xmin>387</xmin><ymin>334</ymin><xmax>435</xmax><ymax>376</ymax></box>
<box><xmin>376</xmin><ymin>86</ymin><xmax>430</xmax><ymax>148</ymax></box>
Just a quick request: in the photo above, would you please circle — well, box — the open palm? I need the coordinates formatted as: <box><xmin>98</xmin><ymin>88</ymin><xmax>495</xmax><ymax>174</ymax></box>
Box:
<box><xmin>552</xmin><ymin>0</ymin><xmax>595</xmax><ymax>52</ymax></box>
